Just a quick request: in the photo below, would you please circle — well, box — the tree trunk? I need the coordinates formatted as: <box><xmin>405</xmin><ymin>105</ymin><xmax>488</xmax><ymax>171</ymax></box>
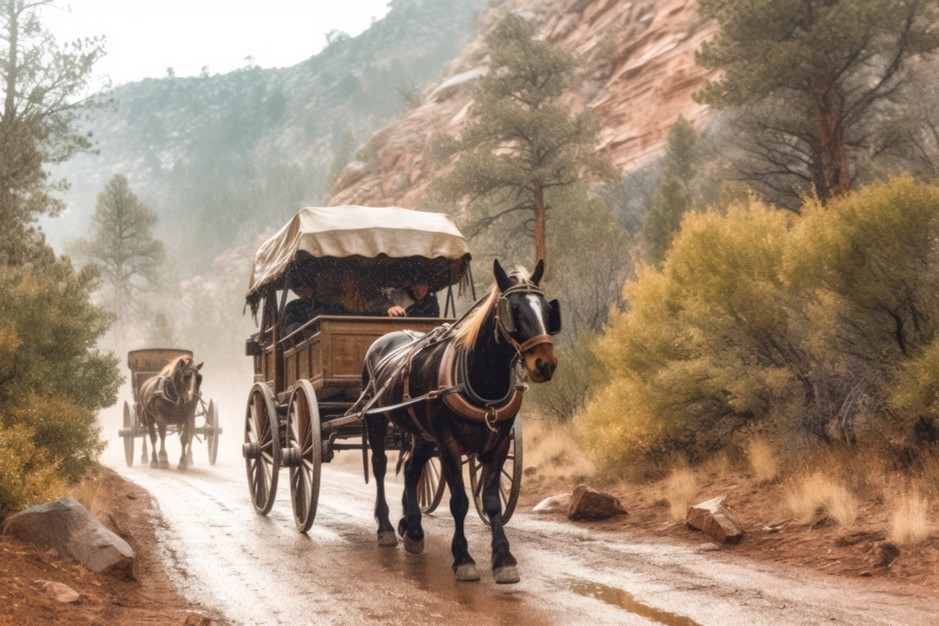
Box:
<box><xmin>533</xmin><ymin>181</ymin><xmax>546</xmax><ymax>266</ymax></box>
<box><xmin>813</xmin><ymin>80</ymin><xmax>851</xmax><ymax>202</ymax></box>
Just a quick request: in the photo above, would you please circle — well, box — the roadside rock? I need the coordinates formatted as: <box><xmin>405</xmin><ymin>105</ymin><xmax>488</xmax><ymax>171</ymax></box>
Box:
<box><xmin>567</xmin><ymin>485</ymin><xmax>628</xmax><ymax>520</ymax></box>
<box><xmin>686</xmin><ymin>496</ymin><xmax>745</xmax><ymax>544</ymax></box>
<box><xmin>532</xmin><ymin>493</ymin><xmax>571</xmax><ymax>513</ymax></box>
<box><xmin>37</xmin><ymin>580</ymin><xmax>81</xmax><ymax>604</ymax></box>
<box><xmin>2</xmin><ymin>496</ymin><xmax>135</xmax><ymax>578</ymax></box>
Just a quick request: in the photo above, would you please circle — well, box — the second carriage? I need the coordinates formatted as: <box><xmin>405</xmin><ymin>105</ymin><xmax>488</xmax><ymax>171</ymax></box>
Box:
<box><xmin>241</xmin><ymin>205</ymin><xmax>524</xmax><ymax>532</ymax></box>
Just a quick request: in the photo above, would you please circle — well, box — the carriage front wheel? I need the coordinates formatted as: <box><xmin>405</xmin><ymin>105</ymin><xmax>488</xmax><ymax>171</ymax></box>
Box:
<box><xmin>285</xmin><ymin>379</ymin><xmax>322</xmax><ymax>533</ymax></box>
<box><xmin>122</xmin><ymin>401</ymin><xmax>135</xmax><ymax>467</ymax></box>
<box><xmin>468</xmin><ymin>414</ymin><xmax>523</xmax><ymax>526</ymax></box>
<box><xmin>242</xmin><ymin>383</ymin><xmax>280</xmax><ymax>515</ymax></box>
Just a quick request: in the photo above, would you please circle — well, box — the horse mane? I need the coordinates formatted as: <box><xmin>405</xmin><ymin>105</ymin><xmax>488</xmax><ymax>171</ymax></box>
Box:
<box><xmin>453</xmin><ymin>266</ymin><xmax>531</xmax><ymax>350</ymax></box>
<box><xmin>162</xmin><ymin>356</ymin><xmax>191</xmax><ymax>378</ymax></box>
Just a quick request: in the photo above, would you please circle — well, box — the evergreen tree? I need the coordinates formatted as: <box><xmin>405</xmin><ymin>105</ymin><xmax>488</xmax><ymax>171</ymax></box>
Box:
<box><xmin>70</xmin><ymin>174</ymin><xmax>165</xmax><ymax>340</ymax></box>
<box><xmin>694</xmin><ymin>0</ymin><xmax>939</xmax><ymax>207</ymax></box>
<box><xmin>432</xmin><ymin>13</ymin><xmax>614</xmax><ymax>266</ymax></box>
<box><xmin>0</xmin><ymin>0</ymin><xmax>108</xmax><ymax>259</ymax></box>
<box><xmin>643</xmin><ymin>118</ymin><xmax>698</xmax><ymax>265</ymax></box>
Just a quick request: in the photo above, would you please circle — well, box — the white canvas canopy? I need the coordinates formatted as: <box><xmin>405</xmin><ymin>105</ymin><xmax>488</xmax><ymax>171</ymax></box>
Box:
<box><xmin>246</xmin><ymin>206</ymin><xmax>471</xmax><ymax>304</ymax></box>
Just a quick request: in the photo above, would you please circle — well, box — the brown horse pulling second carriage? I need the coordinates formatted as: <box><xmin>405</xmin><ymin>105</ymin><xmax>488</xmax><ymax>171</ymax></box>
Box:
<box><xmin>242</xmin><ymin>205</ymin><xmax>560</xmax><ymax>583</ymax></box>
<box><xmin>118</xmin><ymin>348</ymin><xmax>221</xmax><ymax>468</ymax></box>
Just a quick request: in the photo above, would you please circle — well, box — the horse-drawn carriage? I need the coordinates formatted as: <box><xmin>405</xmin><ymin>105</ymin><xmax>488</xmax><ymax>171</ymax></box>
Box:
<box><xmin>118</xmin><ymin>348</ymin><xmax>222</xmax><ymax>468</ymax></box>
<box><xmin>242</xmin><ymin>205</ymin><xmax>559</xmax><ymax>583</ymax></box>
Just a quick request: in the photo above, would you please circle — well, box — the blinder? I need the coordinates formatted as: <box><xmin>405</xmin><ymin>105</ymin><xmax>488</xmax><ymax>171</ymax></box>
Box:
<box><xmin>547</xmin><ymin>299</ymin><xmax>561</xmax><ymax>335</ymax></box>
<box><xmin>496</xmin><ymin>296</ymin><xmax>515</xmax><ymax>334</ymax></box>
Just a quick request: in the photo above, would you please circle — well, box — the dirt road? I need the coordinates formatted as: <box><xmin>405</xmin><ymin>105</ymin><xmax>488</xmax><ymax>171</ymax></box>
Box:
<box><xmin>111</xmin><ymin>453</ymin><xmax>937</xmax><ymax>626</ymax></box>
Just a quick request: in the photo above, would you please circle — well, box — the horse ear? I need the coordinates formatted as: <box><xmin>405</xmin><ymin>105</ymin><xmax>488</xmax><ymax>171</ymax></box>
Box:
<box><xmin>530</xmin><ymin>259</ymin><xmax>545</xmax><ymax>286</ymax></box>
<box><xmin>196</xmin><ymin>361</ymin><xmax>204</xmax><ymax>370</ymax></box>
<box><xmin>493</xmin><ymin>259</ymin><xmax>511</xmax><ymax>292</ymax></box>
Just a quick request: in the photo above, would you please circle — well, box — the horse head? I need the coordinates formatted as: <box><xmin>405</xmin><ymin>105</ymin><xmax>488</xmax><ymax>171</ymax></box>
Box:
<box><xmin>493</xmin><ymin>259</ymin><xmax>560</xmax><ymax>383</ymax></box>
<box><xmin>170</xmin><ymin>356</ymin><xmax>204</xmax><ymax>405</ymax></box>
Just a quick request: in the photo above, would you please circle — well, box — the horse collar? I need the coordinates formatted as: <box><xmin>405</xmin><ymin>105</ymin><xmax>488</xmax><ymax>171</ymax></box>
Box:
<box><xmin>439</xmin><ymin>343</ymin><xmax>523</xmax><ymax>425</ymax></box>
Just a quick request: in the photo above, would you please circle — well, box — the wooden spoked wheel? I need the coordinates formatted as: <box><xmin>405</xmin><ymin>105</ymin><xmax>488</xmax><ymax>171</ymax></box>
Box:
<box><xmin>243</xmin><ymin>383</ymin><xmax>280</xmax><ymax>515</ymax></box>
<box><xmin>206</xmin><ymin>399</ymin><xmax>220</xmax><ymax>465</ymax></box>
<box><xmin>469</xmin><ymin>415</ymin><xmax>523</xmax><ymax>526</ymax></box>
<box><xmin>418</xmin><ymin>454</ymin><xmax>445</xmax><ymax>514</ymax></box>
<box><xmin>122</xmin><ymin>401</ymin><xmax>135</xmax><ymax>467</ymax></box>
<box><xmin>285</xmin><ymin>380</ymin><xmax>322</xmax><ymax>533</ymax></box>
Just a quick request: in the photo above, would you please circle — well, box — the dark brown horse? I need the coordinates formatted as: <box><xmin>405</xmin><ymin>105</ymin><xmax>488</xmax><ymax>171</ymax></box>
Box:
<box><xmin>139</xmin><ymin>356</ymin><xmax>203</xmax><ymax>469</ymax></box>
<box><xmin>361</xmin><ymin>259</ymin><xmax>559</xmax><ymax>583</ymax></box>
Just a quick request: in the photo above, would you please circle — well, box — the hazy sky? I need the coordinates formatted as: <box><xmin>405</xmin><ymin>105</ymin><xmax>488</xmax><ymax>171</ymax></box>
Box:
<box><xmin>43</xmin><ymin>1</ymin><xmax>391</xmax><ymax>86</ymax></box>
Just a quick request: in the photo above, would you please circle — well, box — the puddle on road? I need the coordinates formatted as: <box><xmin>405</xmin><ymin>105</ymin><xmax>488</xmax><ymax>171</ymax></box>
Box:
<box><xmin>567</xmin><ymin>580</ymin><xmax>700</xmax><ymax>626</ymax></box>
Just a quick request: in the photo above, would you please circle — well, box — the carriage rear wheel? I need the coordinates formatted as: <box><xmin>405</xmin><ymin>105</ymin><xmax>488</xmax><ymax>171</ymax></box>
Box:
<box><xmin>468</xmin><ymin>414</ymin><xmax>523</xmax><ymax>526</ymax></box>
<box><xmin>207</xmin><ymin>399</ymin><xmax>220</xmax><ymax>465</ymax></box>
<box><xmin>418</xmin><ymin>454</ymin><xmax>445</xmax><ymax>514</ymax></box>
<box><xmin>285</xmin><ymin>380</ymin><xmax>322</xmax><ymax>533</ymax></box>
<box><xmin>243</xmin><ymin>383</ymin><xmax>280</xmax><ymax>515</ymax></box>
<box><xmin>122</xmin><ymin>401</ymin><xmax>135</xmax><ymax>467</ymax></box>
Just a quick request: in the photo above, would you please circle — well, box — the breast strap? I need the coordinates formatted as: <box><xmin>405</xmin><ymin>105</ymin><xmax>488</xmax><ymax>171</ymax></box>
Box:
<box><xmin>437</xmin><ymin>343</ymin><xmax>523</xmax><ymax>424</ymax></box>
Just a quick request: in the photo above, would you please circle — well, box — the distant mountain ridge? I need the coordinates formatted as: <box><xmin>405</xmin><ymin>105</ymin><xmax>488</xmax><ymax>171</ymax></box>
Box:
<box><xmin>46</xmin><ymin>0</ymin><xmax>485</xmax><ymax>262</ymax></box>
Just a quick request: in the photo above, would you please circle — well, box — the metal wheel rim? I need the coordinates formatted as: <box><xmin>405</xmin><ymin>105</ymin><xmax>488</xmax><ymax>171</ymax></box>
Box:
<box><xmin>207</xmin><ymin>399</ymin><xmax>219</xmax><ymax>465</ymax></box>
<box><xmin>418</xmin><ymin>454</ymin><xmax>445</xmax><ymax>514</ymax></box>
<box><xmin>243</xmin><ymin>383</ymin><xmax>280</xmax><ymax>515</ymax></box>
<box><xmin>469</xmin><ymin>414</ymin><xmax>523</xmax><ymax>526</ymax></box>
<box><xmin>287</xmin><ymin>380</ymin><xmax>321</xmax><ymax>533</ymax></box>
<box><xmin>122</xmin><ymin>401</ymin><xmax>134</xmax><ymax>467</ymax></box>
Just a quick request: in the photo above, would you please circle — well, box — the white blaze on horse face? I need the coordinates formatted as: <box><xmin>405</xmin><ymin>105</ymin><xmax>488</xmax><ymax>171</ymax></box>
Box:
<box><xmin>524</xmin><ymin>294</ymin><xmax>548</xmax><ymax>335</ymax></box>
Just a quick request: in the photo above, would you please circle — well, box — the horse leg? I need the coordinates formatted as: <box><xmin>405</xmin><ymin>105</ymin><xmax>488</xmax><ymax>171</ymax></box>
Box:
<box><xmin>146</xmin><ymin>414</ymin><xmax>159</xmax><ymax>469</ymax></box>
<box><xmin>398</xmin><ymin>441</ymin><xmax>434</xmax><ymax>554</ymax></box>
<box><xmin>178</xmin><ymin>417</ymin><xmax>191</xmax><ymax>470</ymax></box>
<box><xmin>366</xmin><ymin>415</ymin><xmax>396</xmax><ymax>546</ymax></box>
<box><xmin>158</xmin><ymin>422</ymin><xmax>170</xmax><ymax>469</ymax></box>
<box><xmin>439</xmin><ymin>442</ymin><xmax>478</xmax><ymax>581</ymax></box>
<box><xmin>480</xmin><ymin>447</ymin><xmax>519</xmax><ymax>584</ymax></box>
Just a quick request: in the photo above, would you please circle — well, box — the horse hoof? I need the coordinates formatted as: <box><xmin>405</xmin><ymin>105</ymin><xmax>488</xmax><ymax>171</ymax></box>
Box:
<box><xmin>150</xmin><ymin>459</ymin><xmax>159</xmax><ymax>469</ymax></box>
<box><xmin>177</xmin><ymin>463</ymin><xmax>188</xmax><ymax>470</ymax></box>
<box><xmin>377</xmin><ymin>531</ymin><xmax>398</xmax><ymax>547</ymax></box>
<box><xmin>159</xmin><ymin>461</ymin><xmax>169</xmax><ymax>469</ymax></box>
<box><xmin>494</xmin><ymin>565</ymin><xmax>520</xmax><ymax>584</ymax></box>
<box><xmin>454</xmin><ymin>563</ymin><xmax>480</xmax><ymax>582</ymax></box>
<box><xmin>404</xmin><ymin>535</ymin><xmax>424</xmax><ymax>554</ymax></box>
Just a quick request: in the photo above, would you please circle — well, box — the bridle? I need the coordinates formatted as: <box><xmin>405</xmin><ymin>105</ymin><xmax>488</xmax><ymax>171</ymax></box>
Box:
<box><xmin>493</xmin><ymin>282</ymin><xmax>554</xmax><ymax>359</ymax></box>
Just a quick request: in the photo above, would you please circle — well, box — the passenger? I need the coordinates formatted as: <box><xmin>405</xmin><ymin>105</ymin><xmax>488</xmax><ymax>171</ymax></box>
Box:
<box><xmin>403</xmin><ymin>277</ymin><xmax>439</xmax><ymax>318</ymax></box>
<box><xmin>282</xmin><ymin>273</ymin><xmax>316</xmax><ymax>336</ymax></box>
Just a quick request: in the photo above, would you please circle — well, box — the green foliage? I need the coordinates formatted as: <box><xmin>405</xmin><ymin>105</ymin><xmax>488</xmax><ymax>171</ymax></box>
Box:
<box><xmin>578</xmin><ymin>178</ymin><xmax>939</xmax><ymax>474</ymax></box>
<box><xmin>0</xmin><ymin>261</ymin><xmax>119</xmax><ymax>500</ymax></box>
<box><xmin>0</xmin><ymin>423</ymin><xmax>65</xmax><ymax>519</ymax></box>
<box><xmin>432</xmin><ymin>13</ymin><xmax>614</xmax><ymax>264</ymax></box>
<box><xmin>0</xmin><ymin>1</ymin><xmax>108</xmax><ymax>232</ymax></box>
<box><xmin>695</xmin><ymin>0</ymin><xmax>939</xmax><ymax>206</ymax></box>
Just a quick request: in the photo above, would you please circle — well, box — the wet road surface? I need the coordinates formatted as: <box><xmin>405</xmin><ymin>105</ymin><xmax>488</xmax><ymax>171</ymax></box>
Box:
<box><xmin>113</xmin><ymin>458</ymin><xmax>938</xmax><ymax>626</ymax></box>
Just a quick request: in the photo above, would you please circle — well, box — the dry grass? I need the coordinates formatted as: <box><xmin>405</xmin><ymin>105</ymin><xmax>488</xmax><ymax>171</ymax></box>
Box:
<box><xmin>523</xmin><ymin>418</ymin><xmax>595</xmax><ymax>482</ymax></box>
<box><xmin>67</xmin><ymin>470</ymin><xmax>102</xmax><ymax>514</ymax></box>
<box><xmin>784</xmin><ymin>471</ymin><xmax>858</xmax><ymax>526</ymax></box>
<box><xmin>888</xmin><ymin>487</ymin><xmax>933</xmax><ymax>546</ymax></box>
<box><xmin>663</xmin><ymin>466</ymin><xmax>698</xmax><ymax>522</ymax></box>
<box><xmin>745</xmin><ymin>436</ymin><xmax>779</xmax><ymax>484</ymax></box>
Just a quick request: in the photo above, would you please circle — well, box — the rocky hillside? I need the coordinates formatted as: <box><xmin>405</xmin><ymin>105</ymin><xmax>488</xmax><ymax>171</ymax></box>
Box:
<box><xmin>328</xmin><ymin>0</ymin><xmax>716</xmax><ymax>207</ymax></box>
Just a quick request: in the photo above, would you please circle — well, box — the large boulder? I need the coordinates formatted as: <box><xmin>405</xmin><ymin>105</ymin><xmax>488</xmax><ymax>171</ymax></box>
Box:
<box><xmin>567</xmin><ymin>485</ymin><xmax>627</xmax><ymax>521</ymax></box>
<box><xmin>2</xmin><ymin>496</ymin><xmax>135</xmax><ymax>578</ymax></box>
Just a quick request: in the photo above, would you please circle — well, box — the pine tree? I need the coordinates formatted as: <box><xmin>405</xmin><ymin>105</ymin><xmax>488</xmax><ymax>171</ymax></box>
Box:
<box><xmin>643</xmin><ymin>118</ymin><xmax>698</xmax><ymax>265</ymax></box>
<box><xmin>694</xmin><ymin>0</ymin><xmax>939</xmax><ymax>207</ymax></box>
<box><xmin>70</xmin><ymin>175</ymin><xmax>165</xmax><ymax>340</ymax></box>
<box><xmin>432</xmin><ymin>13</ymin><xmax>614</xmax><ymax>266</ymax></box>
